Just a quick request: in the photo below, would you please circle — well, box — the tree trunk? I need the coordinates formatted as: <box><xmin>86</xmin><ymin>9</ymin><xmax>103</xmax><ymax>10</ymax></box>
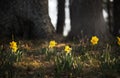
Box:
<box><xmin>56</xmin><ymin>0</ymin><xmax>65</xmax><ymax>35</ymax></box>
<box><xmin>113</xmin><ymin>0</ymin><xmax>120</xmax><ymax>36</ymax></box>
<box><xmin>68</xmin><ymin>0</ymin><xmax>110</xmax><ymax>41</ymax></box>
<box><xmin>0</xmin><ymin>0</ymin><xmax>55</xmax><ymax>40</ymax></box>
<box><xmin>107</xmin><ymin>0</ymin><xmax>113</xmax><ymax>34</ymax></box>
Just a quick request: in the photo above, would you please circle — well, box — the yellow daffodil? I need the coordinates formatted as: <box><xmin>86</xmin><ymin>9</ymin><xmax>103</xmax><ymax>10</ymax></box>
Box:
<box><xmin>117</xmin><ymin>37</ymin><xmax>120</xmax><ymax>45</ymax></box>
<box><xmin>64</xmin><ymin>45</ymin><xmax>72</xmax><ymax>54</ymax></box>
<box><xmin>12</xmin><ymin>47</ymin><xmax>18</xmax><ymax>53</ymax></box>
<box><xmin>49</xmin><ymin>40</ymin><xmax>57</xmax><ymax>48</ymax></box>
<box><xmin>90</xmin><ymin>36</ymin><xmax>99</xmax><ymax>45</ymax></box>
<box><xmin>10</xmin><ymin>41</ymin><xmax>18</xmax><ymax>53</ymax></box>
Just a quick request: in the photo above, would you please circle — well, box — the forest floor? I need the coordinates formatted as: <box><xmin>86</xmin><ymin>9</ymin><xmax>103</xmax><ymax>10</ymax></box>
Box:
<box><xmin>0</xmin><ymin>39</ymin><xmax>120</xmax><ymax>78</ymax></box>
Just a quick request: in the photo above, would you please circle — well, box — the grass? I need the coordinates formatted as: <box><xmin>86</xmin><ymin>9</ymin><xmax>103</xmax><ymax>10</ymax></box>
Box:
<box><xmin>0</xmin><ymin>39</ymin><xmax>120</xmax><ymax>78</ymax></box>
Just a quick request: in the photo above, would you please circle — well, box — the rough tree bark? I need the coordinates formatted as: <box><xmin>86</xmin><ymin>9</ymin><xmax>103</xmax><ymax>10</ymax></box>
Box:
<box><xmin>68</xmin><ymin>0</ymin><xmax>111</xmax><ymax>41</ymax></box>
<box><xmin>0</xmin><ymin>0</ymin><xmax>55</xmax><ymax>39</ymax></box>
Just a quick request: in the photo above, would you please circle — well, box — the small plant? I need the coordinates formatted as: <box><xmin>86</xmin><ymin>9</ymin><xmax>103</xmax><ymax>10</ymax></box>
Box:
<box><xmin>72</xmin><ymin>56</ymin><xmax>83</xmax><ymax>77</ymax></box>
<box><xmin>99</xmin><ymin>44</ymin><xmax>119</xmax><ymax>77</ymax></box>
<box><xmin>54</xmin><ymin>45</ymin><xmax>74</xmax><ymax>76</ymax></box>
<box><xmin>0</xmin><ymin>41</ymin><xmax>23</xmax><ymax>78</ymax></box>
<box><xmin>45</xmin><ymin>40</ymin><xmax>57</xmax><ymax>61</ymax></box>
<box><xmin>45</xmin><ymin>48</ymin><xmax>57</xmax><ymax>61</ymax></box>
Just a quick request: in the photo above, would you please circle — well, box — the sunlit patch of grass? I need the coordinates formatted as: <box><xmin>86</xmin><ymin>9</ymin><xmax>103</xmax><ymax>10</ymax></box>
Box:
<box><xmin>15</xmin><ymin>60</ymin><xmax>42</xmax><ymax>69</ymax></box>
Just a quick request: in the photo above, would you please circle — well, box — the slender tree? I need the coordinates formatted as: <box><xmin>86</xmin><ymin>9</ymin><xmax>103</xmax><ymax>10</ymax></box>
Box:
<box><xmin>107</xmin><ymin>0</ymin><xmax>113</xmax><ymax>34</ymax></box>
<box><xmin>113</xmin><ymin>0</ymin><xmax>120</xmax><ymax>36</ymax></box>
<box><xmin>56</xmin><ymin>0</ymin><xmax>65</xmax><ymax>35</ymax></box>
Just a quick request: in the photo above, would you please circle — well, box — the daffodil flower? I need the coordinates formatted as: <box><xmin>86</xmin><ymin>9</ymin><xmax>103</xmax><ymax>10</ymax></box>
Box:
<box><xmin>90</xmin><ymin>36</ymin><xmax>99</xmax><ymax>45</ymax></box>
<box><xmin>10</xmin><ymin>41</ymin><xmax>18</xmax><ymax>53</ymax></box>
<box><xmin>64</xmin><ymin>45</ymin><xmax>72</xmax><ymax>54</ymax></box>
<box><xmin>49</xmin><ymin>40</ymin><xmax>57</xmax><ymax>48</ymax></box>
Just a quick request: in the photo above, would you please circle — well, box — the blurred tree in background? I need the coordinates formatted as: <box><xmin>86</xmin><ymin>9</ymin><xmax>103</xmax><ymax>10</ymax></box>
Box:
<box><xmin>68</xmin><ymin>0</ymin><xmax>111</xmax><ymax>41</ymax></box>
<box><xmin>0</xmin><ymin>0</ymin><xmax>120</xmax><ymax>41</ymax></box>
<box><xmin>113</xmin><ymin>0</ymin><xmax>120</xmax><ymax>36</ymax></box>
<box><xmin>56</xmin><ymin>0</ymin><xmax>65</xmax><ymax>35</ymax></box>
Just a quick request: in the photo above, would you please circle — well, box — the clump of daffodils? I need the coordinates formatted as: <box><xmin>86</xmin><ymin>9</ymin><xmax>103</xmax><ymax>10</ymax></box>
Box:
<box><xmin>90</xmin><ymin>36</ymin><xmax>99</xmax><ymax>45</ymax></box>
<box><xmin>49</xmin><ymin>40</ymin><xmax>57</xmax><ymax>48</ymax></box>
<box><xmin>64</xmin><ymin>45</ymin><xmax>72</xmax><ymax>54</ymax></box>
<box><xmin>117</xmin><ymin>37</ymin><xmax>120</xmax><ymax>45</ymax></box>
<box><xmin>10</xmin><ymin>41</ymin><xmax>18</xmax><ymax>53</ymax></box>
